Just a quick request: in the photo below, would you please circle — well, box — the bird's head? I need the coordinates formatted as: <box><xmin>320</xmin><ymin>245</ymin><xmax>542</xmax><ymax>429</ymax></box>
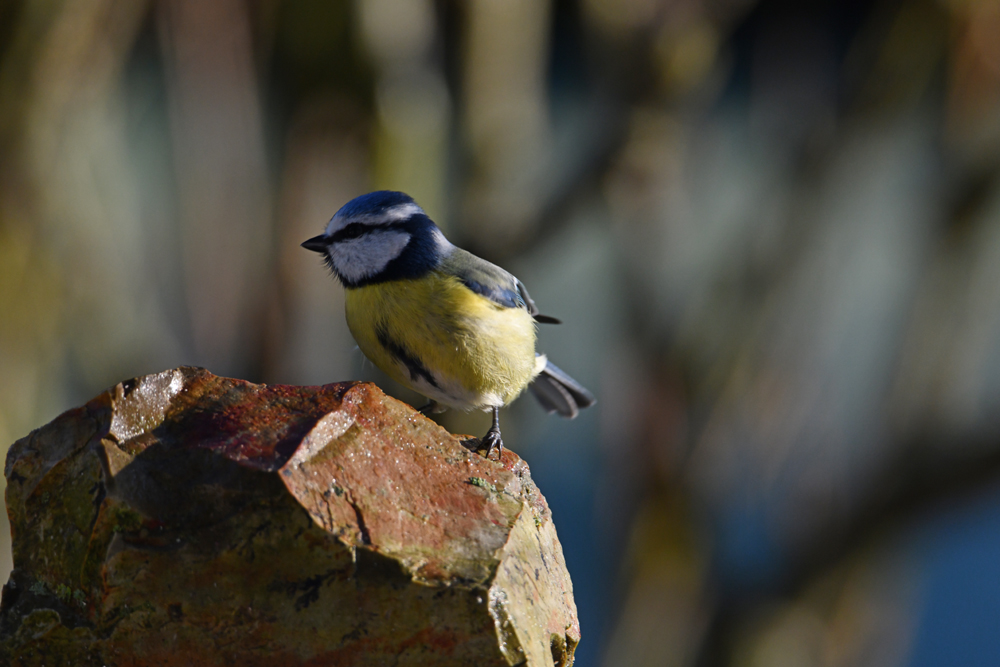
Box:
<box><xmin>302</xmin><ymin>191</ymin><xmax>451</xmax><ymax>287</ymax></box>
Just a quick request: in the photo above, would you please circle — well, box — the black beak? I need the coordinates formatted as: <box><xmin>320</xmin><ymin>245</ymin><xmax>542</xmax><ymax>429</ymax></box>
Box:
<box><xmin>301</xmin><ymin>234</ymin><xmax>330</xmax><ymax>253</ymax></box>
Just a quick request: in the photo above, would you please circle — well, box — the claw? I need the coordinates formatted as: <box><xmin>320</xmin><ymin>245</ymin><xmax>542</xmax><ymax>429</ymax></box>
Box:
<box><xmin>481</xmin><ymin>406</ymin><xmax>504</xmax><ymax>460</ymax></box>
<box><xmin>418</xmin><ymin>400</ymin><xmax>444</xmax><ymax>415</ymax></box>
<box><xmin>482</xmin><ymin>426</ymin><xmax>503</xmax><ymax>459</ymax></box>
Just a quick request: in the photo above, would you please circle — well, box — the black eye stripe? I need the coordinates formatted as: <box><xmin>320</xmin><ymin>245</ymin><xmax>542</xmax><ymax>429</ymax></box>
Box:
<box><xmin>329</xmin><ymin>223</ymin><xmax>367</xmax><ymax>243</ymax></box>
<box><xmin>329</xmin><ymin>221</ymin><xmax>407</xmax><ymax>243</ymax></box>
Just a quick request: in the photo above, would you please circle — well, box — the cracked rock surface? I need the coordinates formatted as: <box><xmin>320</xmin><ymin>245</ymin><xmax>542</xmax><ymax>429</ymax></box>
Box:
<box><xmin>0</xmin><ymin>367</ymin><xmax>579</xmax><ymax>666</ymax></box>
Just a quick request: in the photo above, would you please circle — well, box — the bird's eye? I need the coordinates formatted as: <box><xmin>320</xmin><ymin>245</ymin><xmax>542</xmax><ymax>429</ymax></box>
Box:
<box><xmin>330</xmin><ymin>223</ymin><xmax>368</xmax><ymax>243</ymax></box>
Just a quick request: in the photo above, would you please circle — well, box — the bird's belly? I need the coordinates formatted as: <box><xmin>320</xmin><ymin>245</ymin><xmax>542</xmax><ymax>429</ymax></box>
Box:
<box><xmin>344</xmin><ymin>275</ymin><xmax>538</xmax><ymax>410</ymax></box>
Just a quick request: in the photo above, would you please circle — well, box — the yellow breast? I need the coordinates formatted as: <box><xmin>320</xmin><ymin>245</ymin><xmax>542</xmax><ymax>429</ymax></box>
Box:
<box><xmin>344</xmin><ymin>273</ymin><xmax>540</xmax><ymax>410</ymax></box>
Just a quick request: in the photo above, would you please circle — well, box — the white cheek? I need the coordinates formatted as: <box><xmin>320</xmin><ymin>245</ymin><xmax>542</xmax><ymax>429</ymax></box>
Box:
<box><xmin>331</xmin><ymin>230</ymin><xmax>411</xmax><ymax>282</ymax></box>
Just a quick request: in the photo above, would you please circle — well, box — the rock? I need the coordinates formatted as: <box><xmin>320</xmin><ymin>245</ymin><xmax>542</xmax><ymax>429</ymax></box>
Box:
<box><xmin>0</xmin><ymin>367</ymin><xmax>579</xmax><ymax>666</ymax></box>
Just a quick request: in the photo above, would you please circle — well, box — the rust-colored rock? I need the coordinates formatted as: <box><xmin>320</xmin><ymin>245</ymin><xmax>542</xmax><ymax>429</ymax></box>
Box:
<box><xmin>0</xmin><ymin>367</ymin><xmax>579</xmax><ymax>666</ymax></box>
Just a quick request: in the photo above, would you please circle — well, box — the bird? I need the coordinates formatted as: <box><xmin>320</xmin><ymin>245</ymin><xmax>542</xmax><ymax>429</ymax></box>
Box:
<box><xmin>301</xmin><ymin>190</ymin><xmax>595</xmax><ymax>459</ymax></box>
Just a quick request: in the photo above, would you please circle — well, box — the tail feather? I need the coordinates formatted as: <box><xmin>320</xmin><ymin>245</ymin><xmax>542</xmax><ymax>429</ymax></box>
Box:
<box><xmin>529</xmin><ymin>359</ymin><xmax>596</xmax><ymax>418</ymax></box>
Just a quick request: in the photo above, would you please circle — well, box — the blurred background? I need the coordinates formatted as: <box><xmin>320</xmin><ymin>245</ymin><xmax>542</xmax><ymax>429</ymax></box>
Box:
<box><xmin>3</xmin><ymin>0</ymin><xmax>1000</xmax><ymax>664</ymax></box>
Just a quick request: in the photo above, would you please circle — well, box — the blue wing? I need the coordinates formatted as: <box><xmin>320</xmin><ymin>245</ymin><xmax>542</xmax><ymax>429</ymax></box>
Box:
<box><xmin>442</xmin><ymin>249</ymin><xmax>561</xmax><ymax>324</ymax></box>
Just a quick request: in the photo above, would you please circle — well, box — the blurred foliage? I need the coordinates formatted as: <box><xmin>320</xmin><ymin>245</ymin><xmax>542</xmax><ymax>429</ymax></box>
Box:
<box><xmin>3</xmin><ymin>0</ymin><xmax>1000</xmax><ymax>665</ymax></box>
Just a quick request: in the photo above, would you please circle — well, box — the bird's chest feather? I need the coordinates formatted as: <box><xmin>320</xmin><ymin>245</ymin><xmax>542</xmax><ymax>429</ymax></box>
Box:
<box><xmin>343</xmin><ymin>272</ymin><xmax>538</xmax><ymax>407</ymax></box>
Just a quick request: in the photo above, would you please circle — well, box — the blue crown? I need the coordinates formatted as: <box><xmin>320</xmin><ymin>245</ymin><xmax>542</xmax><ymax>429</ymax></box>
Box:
<box><xmin>335</xmin><ymin>191</ymin><xmax>416</xmax><ymax>219</ymax></box>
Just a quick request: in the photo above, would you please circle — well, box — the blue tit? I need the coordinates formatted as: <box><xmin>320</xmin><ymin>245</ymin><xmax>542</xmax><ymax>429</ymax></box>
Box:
<box><xmin>301</xmin><ymin>190</ymin><xmax>595</xmax><ymax>459</ymax></box>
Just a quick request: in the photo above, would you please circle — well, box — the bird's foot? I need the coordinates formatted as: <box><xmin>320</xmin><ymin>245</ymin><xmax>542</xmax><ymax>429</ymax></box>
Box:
<box><xmin>418</xmin><ymin>400</ymin><xmax>446</xmax><ymax>415</ymax></box>
<box><xmin>481</xmin><ymin>426</ymin><xmax>503</xmax><ymax>460</ymax></box>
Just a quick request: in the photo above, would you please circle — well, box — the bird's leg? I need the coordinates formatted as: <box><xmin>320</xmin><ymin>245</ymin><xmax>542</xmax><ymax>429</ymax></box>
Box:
<box><xmin>481</xmin><ymin>406</ymin><xmax>503</xmax><ymax>459</ymax></box>
<box><xmin>419</xmin><ymin>400</ymin><xmax>445</xmax><ymax>415</ymax></box>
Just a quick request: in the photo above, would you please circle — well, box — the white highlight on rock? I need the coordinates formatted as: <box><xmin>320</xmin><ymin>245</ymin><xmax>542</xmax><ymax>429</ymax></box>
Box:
<box><xmin>290</xmin><ymin>411</ymin><xmax>356</xmax><ymax>467</ymax></box>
